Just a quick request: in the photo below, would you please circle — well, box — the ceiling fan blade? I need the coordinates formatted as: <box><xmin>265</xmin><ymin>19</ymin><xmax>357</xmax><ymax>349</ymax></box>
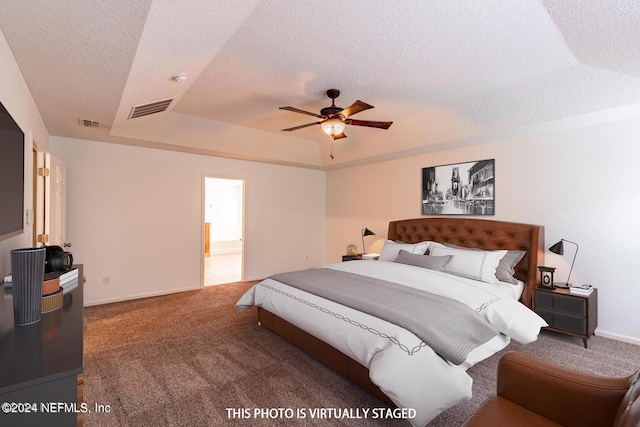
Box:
<box><xmin>279</xmin><ymin>106</ymin><xmax>324</xmax><ymax>119</ymax></box>
<box><xmin>340</xmin><ymin>100</ymin><xmax>374</xmax><ymax>118</ymax></box>
<box><xmin>281</xmin><ymin>122</ymin><xmax>321</xmax><ymax>132</ymax></box>
<box><xmin>347</xmin><ymin>119</ymin><xmax>393</xmax><ymax>129</ymax></box>
<box><xmin>332</xmin><ymin>131</ymin><xmax>347</xmax><ymax>140</ymax></box>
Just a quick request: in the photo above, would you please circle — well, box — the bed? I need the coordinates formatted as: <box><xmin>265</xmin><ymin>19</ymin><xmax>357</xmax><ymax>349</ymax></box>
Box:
<box><xmin>236</xmin><ymin>218</ymin><xmax>546</xmax><ymax>426</ymax></box>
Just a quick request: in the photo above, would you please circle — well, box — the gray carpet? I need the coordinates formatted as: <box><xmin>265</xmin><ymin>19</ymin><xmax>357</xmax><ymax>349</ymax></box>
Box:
<box><xmin>83</xmin><ymin>281</ymin><xmax>640</xmax><ymax>427</ymax></box>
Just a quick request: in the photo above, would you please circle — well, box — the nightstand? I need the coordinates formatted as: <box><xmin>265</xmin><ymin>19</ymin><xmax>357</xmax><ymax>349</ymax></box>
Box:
<box><xmin>533</xmin><ymin>286</ymin><xmax>598</xmax><ymax>348</ymax></box>
<box><xmin>342</xmin><ymin>254</ymin><xmax>363</xmax><ymax>261</ymax></box>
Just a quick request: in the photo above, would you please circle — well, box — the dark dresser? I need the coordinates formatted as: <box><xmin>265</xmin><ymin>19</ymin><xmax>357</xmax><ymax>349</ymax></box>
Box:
<box><xmin>0</xmin><ymin>265</ymin><xmax>83</xmax><ymax>427</ymax></box>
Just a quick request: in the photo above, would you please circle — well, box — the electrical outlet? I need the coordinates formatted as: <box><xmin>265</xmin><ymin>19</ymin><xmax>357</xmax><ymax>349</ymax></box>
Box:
<box><xmin>102</xmin><ymin>276</ymin><xmax>111</xmax><ymax>285</ymax></box>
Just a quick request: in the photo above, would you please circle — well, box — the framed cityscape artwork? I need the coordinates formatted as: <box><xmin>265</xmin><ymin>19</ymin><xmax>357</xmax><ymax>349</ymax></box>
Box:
<box><xmin>421</xmin><ymin>159</ymin><xmax>495</xmax><ymax>215</ymax></box>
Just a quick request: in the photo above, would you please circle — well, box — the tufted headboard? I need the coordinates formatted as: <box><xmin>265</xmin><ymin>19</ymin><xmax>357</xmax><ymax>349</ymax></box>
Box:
<box><xmin>388</xmin><ymin>217</ymin><xmax>544</xmax><ymax>308</ymax></box>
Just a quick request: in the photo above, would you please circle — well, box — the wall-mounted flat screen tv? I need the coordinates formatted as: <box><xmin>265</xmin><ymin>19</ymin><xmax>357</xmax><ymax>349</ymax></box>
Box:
<box><xmin>0</xmin><ymin>102</ymin><xmax>25</xmax><ymax>241</ymax></box>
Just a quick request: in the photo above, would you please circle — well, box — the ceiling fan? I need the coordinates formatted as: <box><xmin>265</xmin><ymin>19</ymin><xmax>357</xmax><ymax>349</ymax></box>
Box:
<box><xmin>279</xmin><ymin>89</ymin><xmax>393</xmax><ymax>140</ymax></box>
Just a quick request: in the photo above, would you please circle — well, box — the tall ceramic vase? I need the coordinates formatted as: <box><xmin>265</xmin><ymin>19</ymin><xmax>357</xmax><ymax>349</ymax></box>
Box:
<box><xmin>10</xmin><ymin>247</ymin><xmax>46</xmax><ymax>325</ymax></box>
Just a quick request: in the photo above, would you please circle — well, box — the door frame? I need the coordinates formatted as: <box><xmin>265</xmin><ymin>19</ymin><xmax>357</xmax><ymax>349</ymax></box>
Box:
<box><xmin>32</xmin><ymin>138</ymin><xmax>40</xmax><ymax>247</ymax></box>
<box><xmin>33</xmin><ymin>142</ymin><xmax>48</xmax><ymax>247</ymax></box>
<box><xmin>200</xmin><ymin>174</ymin><xmax>246</xmax><ymax>286</ymax></box>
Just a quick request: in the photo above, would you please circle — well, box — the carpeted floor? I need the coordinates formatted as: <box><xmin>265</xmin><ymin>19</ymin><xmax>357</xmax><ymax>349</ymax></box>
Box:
<box><xmin>83</xmin><ymin>281</ymin><xmax>640</xmax><ymax>426</ymax></box>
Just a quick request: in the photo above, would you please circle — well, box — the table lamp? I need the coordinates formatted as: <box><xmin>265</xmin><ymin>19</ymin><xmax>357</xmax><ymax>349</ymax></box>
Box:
<box><xmin>549</xmin><ymin>239</ymin><xmax>579</xmax><ymax>287</ymax></box>
<box><xmin>361</xmin><ymin>228</ymin><xmax>375</xmax><ymax>254</ymax></box>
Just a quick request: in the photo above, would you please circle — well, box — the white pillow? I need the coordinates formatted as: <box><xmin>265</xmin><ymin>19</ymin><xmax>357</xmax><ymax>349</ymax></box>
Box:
<box><xmin>429</xmin><ymin>246</ymin><xmax>507</xmax><ymax>284</ymax></box>
<box><xmin>426</xmin><ymin>241</ymin><xmax>447</xmax><ymax>253</ymax></box>
<box><xmin>378</xmin><ymin>240</ymin><xmax>430</xmax><ymax>261</ymax></box>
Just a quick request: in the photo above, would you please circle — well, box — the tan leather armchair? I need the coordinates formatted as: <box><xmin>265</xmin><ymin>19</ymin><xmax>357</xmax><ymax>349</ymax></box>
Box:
<box><xmin>462</xmin><ymin>352</ymin><xmax>640</xmax><ymax>427</ymax></box>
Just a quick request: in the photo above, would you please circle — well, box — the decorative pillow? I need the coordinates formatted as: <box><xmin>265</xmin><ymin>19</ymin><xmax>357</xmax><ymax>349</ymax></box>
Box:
<box><xmin>429</xmin><ymin>246</ymin><xmax>507</xmax><ymax>284</ymax></box>
<box><xmin>425</xmin><ymin>241</ymin><xmax>447</xmax><ymax>254</ymax></box>
<box><xmin>378</xmin><ymin>240</ymin><xmax>430</xmax><ymax>261</ymax></box>
<box><xmin>444</xmin><ymin>243</ymin><xmax>525</xmax><ymax>285</ymax></box>
<box><xmin>393</xmin><ymin>250</ymin><xmax>453</xmax><ymax>272</ymax></box>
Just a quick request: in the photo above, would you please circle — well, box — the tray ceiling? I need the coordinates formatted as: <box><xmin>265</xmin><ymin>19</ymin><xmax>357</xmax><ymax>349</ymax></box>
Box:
<box><xmin>2</xmin><ymin>0</ymin><xmax>640</xmax><ymax>169</ymax></box>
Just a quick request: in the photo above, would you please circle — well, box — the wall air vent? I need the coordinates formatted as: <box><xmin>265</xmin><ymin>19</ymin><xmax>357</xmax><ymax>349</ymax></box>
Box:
<box><xmin>128</xmin><ymin>98</ymin><xmax>173</xmax><ymax>119</ymax></box>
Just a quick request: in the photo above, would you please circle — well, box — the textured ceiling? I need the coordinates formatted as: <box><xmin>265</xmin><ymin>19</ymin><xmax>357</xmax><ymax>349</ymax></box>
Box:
<box><xmin>2</xmin><ymin>0</ymin><xmax>640</xmax><ymax>169</ymax></box>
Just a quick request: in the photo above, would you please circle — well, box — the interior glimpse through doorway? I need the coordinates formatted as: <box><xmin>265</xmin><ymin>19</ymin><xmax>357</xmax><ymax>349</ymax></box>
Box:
<box><xmin>203</xmin><ymin>177</ymin><xmax>244</xmax><ymax>286</ymax></box>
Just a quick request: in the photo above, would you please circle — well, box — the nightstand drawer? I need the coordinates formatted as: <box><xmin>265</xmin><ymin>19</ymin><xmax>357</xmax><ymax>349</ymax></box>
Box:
<box><xmin>535</xmin><ymin>291</ymin><xmax>586</xmax><ymax>316</ymax></box>
<box><xmin>535</xmin><ymin>292</ymin><xmax>555</xmax><ymax>310</ymax></box>
<box><xmin>535</xmin><ymin>308</ymin><xmax>587</xmax><ymax>335</ymax></box>
<box><xmin>554</xmin><ymin>294</ymin><xmax>586</xmax><ymax>316</ymax></box>
<box><xmin>554</xmin><ymin>312</ymin><xmax>587</xmax><ymax>335</ymax></box>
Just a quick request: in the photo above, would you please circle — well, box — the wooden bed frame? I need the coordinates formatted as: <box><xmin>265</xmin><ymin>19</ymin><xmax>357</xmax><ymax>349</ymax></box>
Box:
<box><xmin>257</xmin><ymin>217</ymin><xmax>544</xmax><ymax>403</ymax></box>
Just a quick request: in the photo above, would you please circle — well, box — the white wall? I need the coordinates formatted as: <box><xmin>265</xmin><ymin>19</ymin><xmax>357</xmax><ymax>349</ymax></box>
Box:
<box><xmin>0</xmin><ymin>28</ymin><xmax>50</xmax><ymax>278</ymax></box>
<box><xmin>327</xmin><ymin>117</ymin><xmax>640</xmax><ymax>343</ymax></box>
<box><xmin>49</xmin><ymin>136</ymin><xmax>326</xmax><ymax>305</ymax></box>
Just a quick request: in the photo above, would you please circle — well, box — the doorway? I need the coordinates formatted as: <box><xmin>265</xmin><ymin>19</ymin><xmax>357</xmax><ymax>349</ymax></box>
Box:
<box><xmin>203</xmin><ymin>177</ymin><xmax>244</xmax><ymax>285</ymax></box>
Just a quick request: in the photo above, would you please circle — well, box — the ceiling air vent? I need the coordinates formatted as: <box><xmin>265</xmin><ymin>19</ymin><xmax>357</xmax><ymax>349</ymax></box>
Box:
<box><xmin>79</xmin><ymin>119</ymin><xmax>101</xmax><ymax>128</ymax></box>
<box><xmin>128</xmin><ymin>98</ymin><xmax>173</xmax><ymax>119</ymax></box>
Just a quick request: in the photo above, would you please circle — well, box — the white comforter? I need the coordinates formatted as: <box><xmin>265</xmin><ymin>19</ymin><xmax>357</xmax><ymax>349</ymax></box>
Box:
<box><xmin>236</xmin><ymin>260</ymin><xmax>547</xmax><ymax>426</ymax></box>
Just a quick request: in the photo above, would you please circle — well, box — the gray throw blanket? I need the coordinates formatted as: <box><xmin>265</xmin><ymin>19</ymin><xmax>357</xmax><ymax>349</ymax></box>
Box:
<box><xmin>269</xmin><ymin>268</ymin><xmax>498</xmax><ymax>365</ymax></box>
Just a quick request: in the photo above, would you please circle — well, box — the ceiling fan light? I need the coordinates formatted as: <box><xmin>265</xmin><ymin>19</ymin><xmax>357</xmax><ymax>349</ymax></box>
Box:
<box><xmin>321</xmin><ymin>118</ymin><xmax>346</xmax><ymax>136</ymax></box>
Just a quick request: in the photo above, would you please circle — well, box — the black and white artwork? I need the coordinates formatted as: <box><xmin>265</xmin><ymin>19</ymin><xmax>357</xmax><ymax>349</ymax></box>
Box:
<box><xmin>421</xmin><ymin>159</ymin><xmax>495</xmax><ymax>215</ymax></box>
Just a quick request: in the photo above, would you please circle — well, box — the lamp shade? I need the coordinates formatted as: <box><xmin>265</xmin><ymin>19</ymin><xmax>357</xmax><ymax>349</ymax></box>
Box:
<box><xmin>362</xmin><ymin>228</ymin><xmax>375</xmax><ymax>237</ymax></box>
<box><xmin>321</xmin><ymin>118</ymin><xmax>345</xmax><ymax>136</ymax></box>
<box><xmin>548</xmin><ymin>240</ymin><xmax>564</xmax><ymax>255</ymax></box>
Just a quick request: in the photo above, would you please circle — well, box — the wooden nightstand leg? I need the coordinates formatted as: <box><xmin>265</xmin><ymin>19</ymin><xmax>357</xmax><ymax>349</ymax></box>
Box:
<box><xmin>583</xmin><ymin>338</ymin><xmax>588</xmax><ymax>348</ymax></box>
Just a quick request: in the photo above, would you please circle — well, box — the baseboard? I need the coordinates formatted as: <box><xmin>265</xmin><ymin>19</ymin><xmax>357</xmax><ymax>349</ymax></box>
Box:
<box><xmin>84</xmin><ymin>285</ymin><xmax>202</xmax><ymax>307</ymax></box>
<box><xmin>595</xmin><ymin>329</ymin><xmax>640</xmax><ymax>346</ymax></box>
<box><xmin>210</xmin><ymin>249</ymin><xmax>242</xmax><ymax>255</ymax></box>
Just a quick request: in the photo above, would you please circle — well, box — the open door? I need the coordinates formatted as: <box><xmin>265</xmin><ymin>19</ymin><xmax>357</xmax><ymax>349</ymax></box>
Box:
<box><xmin>48</xmin><ymin>154</ymin><xmax>67</xmax><ymax>247</ymax></box>
<box><xmin>35</xmin><ymin>152</ymin><xmax>68</xmax><ymax>248</ymax></box>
